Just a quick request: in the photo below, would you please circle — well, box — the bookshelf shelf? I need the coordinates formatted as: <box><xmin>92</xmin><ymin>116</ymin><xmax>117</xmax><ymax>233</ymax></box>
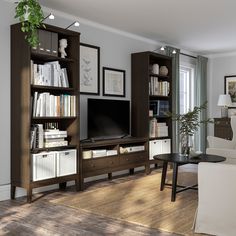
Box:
<box><xmin>31</xmin><ymin>52</ymin><xmax>75</xmax><ymax>63</ymax></box>
<box><xmin>32</xmin><ymin>116</ymin><xmax>77</xmax><ymax>120</ymax></box>
<box><xmin>11</xmin><ymin>23</ymin><xmax>80</xmax><ymax>202</ymax></box>
<box><xmin>149</xmin><ymin>137</ymin><xmax>170</xmax><ymax>141</ymax></box>
<box><xmin>149</xmin><ymin>73</ymin><xmax>170</xmax><ymax>79</ymax></box>
<box><xmin>149</xmin><ymin>95</ymin><xmax>170</xmax><ymax>99</ymax></box>
<box><xmin>31</xmin><ymin>85</ymin><xmax>75</xmax><ymax>92</ymax></box>
<box><xmin>31</xmin><ymin>145</ymin><xmax>77</xmax><ymax>154</ymax></box>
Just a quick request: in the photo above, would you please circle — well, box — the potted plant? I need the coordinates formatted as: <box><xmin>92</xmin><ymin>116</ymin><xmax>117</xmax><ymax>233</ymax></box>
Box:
<box><xmin>168</xmin><ymin>102</ymin><xmax>212</xmax><ymax>156</ymax></box>
<box><xmin>15</xmin><ymin>0</ymin><xmax>45</xmax><ymax>47</ymax></box>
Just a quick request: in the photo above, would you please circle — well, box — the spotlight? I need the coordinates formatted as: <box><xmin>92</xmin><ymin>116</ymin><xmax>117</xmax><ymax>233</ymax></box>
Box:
<box><xmin>65</xmin><ymin>21</ymin><xmax>80</xmax><ymax>29</ymax></box>
<box><xmin>43</xmin><ymin>13</ymin><xmax>55</xmax><ymax>21</ymax></box>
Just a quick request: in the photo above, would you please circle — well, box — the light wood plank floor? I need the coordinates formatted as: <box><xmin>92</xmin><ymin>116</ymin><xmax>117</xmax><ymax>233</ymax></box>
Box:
<box><xmin>0</xmin><ymin>167</ymin><xmax>198</xmax><ymax>236</ymax></box>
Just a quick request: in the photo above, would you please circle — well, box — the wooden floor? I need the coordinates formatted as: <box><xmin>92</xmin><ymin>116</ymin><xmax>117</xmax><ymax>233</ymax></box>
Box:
<box><xmin>0</xmin><ymin>167</ymin><xmax>199</xmax><ymax>236</ymax></box>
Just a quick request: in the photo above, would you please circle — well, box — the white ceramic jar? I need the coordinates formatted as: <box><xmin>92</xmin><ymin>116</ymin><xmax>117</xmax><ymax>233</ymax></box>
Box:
<box><xmin>159</xmin><ymin>66</ymin><xmax>168</xmax><ymax>76</ymax></box>
<box><xmin>152</xmin><ymin>64</ymin><xmax>159</xmax><ymax>74</ymax></box>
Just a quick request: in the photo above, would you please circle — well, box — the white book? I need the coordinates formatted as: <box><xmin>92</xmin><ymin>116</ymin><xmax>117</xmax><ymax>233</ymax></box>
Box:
<box><xmin>67</xmin><ymin>95</ymin><xmax>71</xmax><ymax>116</ymax></box>
<box><xmin>33</xmin><ymin>91</ymin><xmax>38</xmax><ymax>117</ymax></box>
<box><xmin>36</xmin><ymin>94</ymin><xmax>42</xmax><ymax>117</ymax></box>
<box><xmin>38</xmin><ymin>124</ymin><xmax>44</xmax><ymax>148</ymax></box>
<box><xmin>62</xmin><ymin>68</ymin><xmax>69</xmax><ymax>87</ymax></box>
<box><xmin>44</xmin><ymin>140</ymin><xmax>68</xmax><ymax>148</ymax></box>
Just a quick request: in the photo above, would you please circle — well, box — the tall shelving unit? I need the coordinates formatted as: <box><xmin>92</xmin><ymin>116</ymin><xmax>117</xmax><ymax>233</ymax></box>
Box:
<box><xmin>11</xmin><ymin>23</ymin><xmax>80</xmax><ymax>202</ymax></box>
<box><xmin>131</xmin><ymin>51</ymin><xmax>173</xmax><ymax>166</ymax></box>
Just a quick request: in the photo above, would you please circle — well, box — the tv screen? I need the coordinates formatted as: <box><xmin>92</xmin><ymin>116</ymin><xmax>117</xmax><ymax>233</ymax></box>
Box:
<box><xmin>88</xmin><ymin>99</ymin><xmax>130</xmax><ymax>140</ymax></box>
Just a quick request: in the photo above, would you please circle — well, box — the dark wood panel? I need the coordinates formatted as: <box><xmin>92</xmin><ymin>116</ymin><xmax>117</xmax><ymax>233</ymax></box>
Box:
<box><xmin>214</xmin><ymin>118</ymin><xmax>232</xmax><ymax>140</ymax></box>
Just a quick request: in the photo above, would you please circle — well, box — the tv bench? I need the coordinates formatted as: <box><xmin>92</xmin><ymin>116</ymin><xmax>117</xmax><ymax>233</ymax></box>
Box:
<box><xmin>80</xmin><ymin>137</ymin><xmax>149</xmax><ymax>189</ymax></box>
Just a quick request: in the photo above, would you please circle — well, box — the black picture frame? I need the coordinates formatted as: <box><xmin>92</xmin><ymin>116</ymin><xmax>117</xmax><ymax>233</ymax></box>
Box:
<box><xmin>80</xmin><ymin>43</ymin><xmax>100</xmax><ymax>95</ymax></box>
<box><xmin>224</xmin><ymin>75</ymin><xmax>236</xmax><ymax>107</ymax></box>
<box><xmin>103</xmin><ymin>67</ymin><xmax>125</xmax><ymax>97</ymax></box>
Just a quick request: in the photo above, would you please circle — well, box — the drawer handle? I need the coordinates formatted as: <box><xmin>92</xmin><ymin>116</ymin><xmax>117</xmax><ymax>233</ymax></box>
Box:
<box><xmin>39</xmin><ymin>48</ymin><xmax>44</xmax><ymax>51</ymax></box>
<box><xmin>53</xmin><ymin>50</ymin><xmax>57</xmax><ymax>53</ymax></box>
<box><xmin>65</xmin><ymin>152</ymin><xmax>69</xmax><ymax>155</ymax></box>
<box><xmin>46</xmin><ymin>49</ymin><xmax>51</xmax><ymax>52</ymax></box>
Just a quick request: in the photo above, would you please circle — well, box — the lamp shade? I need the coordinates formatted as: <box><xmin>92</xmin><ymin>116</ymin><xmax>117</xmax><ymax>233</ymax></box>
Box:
<box><xmin>217</xmin><ymin>94</ymin><xmax>232</xmax><ymax>107</ymax></box>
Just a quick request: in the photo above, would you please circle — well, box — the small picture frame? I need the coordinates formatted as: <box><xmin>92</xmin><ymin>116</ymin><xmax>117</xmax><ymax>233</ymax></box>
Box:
<box><xmin>80</xmin><ymin>43</ymin><xmax>100</xmax><ymax>95</ymax></box>
<box><xmin>225</xmin><ymin>75</ymin><xmax>236</xmax><ymax>107</ymax></box>
<box><xmin>228</xmin><ymin>108</ymin><xmax>236</xmax><ymax>117</ymax></box>
<box><xmin>103</xmin><ymin>67</ymin><xmax>125</xmax><ymax>97</ymax></box>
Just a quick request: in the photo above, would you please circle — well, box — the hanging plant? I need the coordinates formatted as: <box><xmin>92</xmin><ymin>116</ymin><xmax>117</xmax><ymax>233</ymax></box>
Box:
<box><xmin>15</xmin><ymin>0</ymin><xmax>45</xmax><ymax>47</ymax></box>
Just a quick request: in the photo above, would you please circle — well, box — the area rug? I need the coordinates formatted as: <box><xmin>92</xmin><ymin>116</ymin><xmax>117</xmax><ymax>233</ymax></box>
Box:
<box><xmin>52</xmin><ymin>166</ymin><xmax>199</xmax><ymax>235</ymax></box>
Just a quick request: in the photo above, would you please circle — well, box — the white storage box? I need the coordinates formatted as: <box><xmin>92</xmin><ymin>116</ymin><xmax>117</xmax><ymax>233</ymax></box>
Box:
<box><xmin>149</xmin><ymin>139</ymin><xmax>171</xmax><ymax>160</ymax></box>
<box><xmin>162</xmin><ymin>139</ymin><xmax>171</xmax><ymax>153</ymax></box>
<box><xmin>56</xmin><ymin>149</ymin><xmax>77</xmax><ymax>177</ymax></box>
<box><xmin>32</xmin><ymin>152</ymin><xmax>56</xmax><ymax>181</ymax></box>
<box><xmin>149</xmin><ymin>140</ymin><xmax>162</xmax><ymax>160</ymax></box>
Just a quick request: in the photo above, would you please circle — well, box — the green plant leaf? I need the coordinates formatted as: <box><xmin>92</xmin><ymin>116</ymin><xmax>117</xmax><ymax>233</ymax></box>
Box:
<box><xmin>15</xmin><ymin>0</ymin><xmax>45</xmax><ymax>47</ymax></box>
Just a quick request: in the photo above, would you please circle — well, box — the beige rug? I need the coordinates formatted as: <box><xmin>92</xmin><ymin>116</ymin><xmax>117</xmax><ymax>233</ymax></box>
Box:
<box><xmin>52</xmin><ymin>166</ymin><xmax>200</xmax><ymax>235</ymax></box>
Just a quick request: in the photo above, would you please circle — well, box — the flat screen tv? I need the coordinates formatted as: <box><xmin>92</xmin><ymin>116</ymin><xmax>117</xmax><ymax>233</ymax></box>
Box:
<box><xmin>88</xmin><ymin>99</ymin><xmax>130</xmax><ymax>140</ymax></box>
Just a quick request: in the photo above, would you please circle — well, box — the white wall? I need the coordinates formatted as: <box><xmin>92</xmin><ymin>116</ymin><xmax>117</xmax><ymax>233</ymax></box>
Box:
<box><xmin>0</xmin><ymin>1</ymin><xmax>16</xmax><ymax>186</ymax></box>
<box><xmin>207</xmin><ymin>53</ymin><xmax>236</xmax><ymax>135</ymax></box>
<box><xmin>0</xmin><ymin>1</ymin><xmax>158</xmax><ymax>200</ymax></box>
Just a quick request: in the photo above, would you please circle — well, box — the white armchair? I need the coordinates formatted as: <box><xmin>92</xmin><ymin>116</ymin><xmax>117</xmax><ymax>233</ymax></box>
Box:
<box><xmin>194</xmin><ymin>116</ymin><xmax>236</xmax><ymax>235</ymax></box>
<box><xmin>206</xmin><ymin>116</ymin><xmax>236</xmax><ymax>162</ymax></box>
<box><xmin>194</xmin><ymin>162</ymin><xmax>236</xmax><ymax>236</ymax></box>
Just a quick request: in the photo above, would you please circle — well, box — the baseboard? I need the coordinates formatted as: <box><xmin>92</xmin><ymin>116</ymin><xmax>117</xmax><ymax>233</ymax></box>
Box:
<box><xmin>0</xmin><ymin>167</ymin><xmax>146</xmax><ymax>201</ymax></box>
<box><xmin>0</xmin><ymin>181</ymin><xmax>75</xmax><ymax>202</ymax></box>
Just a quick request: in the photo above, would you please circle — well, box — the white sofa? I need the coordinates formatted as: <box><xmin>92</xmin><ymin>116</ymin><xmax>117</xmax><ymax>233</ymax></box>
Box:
<box><xmin>194</xmin><ymin>162</ymin><xmax>236</xmax><ymax>236</ymax></box>
<box><xmin>194</xmin><ymin>116</ymin><xmax>236</xmax><ymax>235</ymax></box>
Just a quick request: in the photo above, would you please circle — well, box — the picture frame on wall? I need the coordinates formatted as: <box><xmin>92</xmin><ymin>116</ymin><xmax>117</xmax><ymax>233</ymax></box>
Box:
<box><xmin>103</xmin><ymin>67</ymin><xmax>125</xmax><ymax>97</ymax></box>
<box><xmin>225</xmin><ymin>75</ymin><xmax>236</xmax><ymax>107</ymax></box>
<box><xmin>80</xmin><ymin>43</ymin><xmax>100</xmax><ymax>95</ymax></box>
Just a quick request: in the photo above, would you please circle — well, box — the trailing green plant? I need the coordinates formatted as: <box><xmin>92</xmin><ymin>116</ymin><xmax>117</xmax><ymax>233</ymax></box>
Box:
<box><xmin>15</xmin><ymin>0</ymin><xmax>45</xmax><ymax>47</ymax></box>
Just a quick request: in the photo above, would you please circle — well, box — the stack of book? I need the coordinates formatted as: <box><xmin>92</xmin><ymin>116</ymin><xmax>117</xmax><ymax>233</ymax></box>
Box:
<box><xmin>31</xmin><ymin>61</ymin><xmax>69</xmax><ymax>87</ymax></box>
<box><xmin>44</xmin><ymin>129</ymin><xmax>68</xmax><ymax>148</ymax></box>
<box><xmin>149</xmin><ymin>119</ymin><xmax>168</xmax><ymax>138</ymax></box>
<box><xmin>32</xmin><ymin>92</ymin><xmax>76</xmax><ymax>117</ymax></box>
<box><xmin>31</xmin><ymin>124</ymin><xmax>44</xmax><ymax>149</ymax></box>
<box><xmin>149</xmin><ymin>77</ymin><xmax>170</xmax><ymax>96</ymax></box>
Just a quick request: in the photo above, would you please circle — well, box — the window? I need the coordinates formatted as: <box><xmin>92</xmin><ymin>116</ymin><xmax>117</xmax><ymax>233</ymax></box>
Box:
<box><xmin>179</xmin><ymin>65</ymin><xmax>195</xmax><ymax>114</ymax></box>
<box><xmin>180</xmin><ymin>55</ymin><xmax>198</xmax><ymax>149</ymax></box>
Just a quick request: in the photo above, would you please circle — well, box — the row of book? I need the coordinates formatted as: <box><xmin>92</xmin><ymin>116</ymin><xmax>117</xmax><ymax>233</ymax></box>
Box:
<box><xmin>31</xmin><ymin>61</ymin><xmax>69</xmax><ymax>88</ymax></box>
<box><xmin>149</xmin><ymin>77</ymin><xmax>170</xmax><ymax>96</ymax></box>
<box><xmin>149</xmin><ymin>119</ymin><xmax>168</xmax><ymax>138</ymax></box>
<box><xmin>149</xmin><ymin>100</ymin><xmax>169</xmax><ymax>117</ymax></box>
<box><xmin>32</xmin><ymin>92</ymin><xmax>76</xmax><ymax>117</ymax></box>
<box><xmin>31</xmin><ymin>125</ymin><xmax>68</xmax><ymax>149</ymax></box>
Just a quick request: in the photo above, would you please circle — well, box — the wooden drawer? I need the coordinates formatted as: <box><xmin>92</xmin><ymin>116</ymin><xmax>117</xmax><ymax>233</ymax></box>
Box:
<box><xmin>83</xmin><ymin>156</ymin><xmax>119</xmax><ymax>172</ymax></box>
<box><xmin>119</xmin><ymin>152</ymin><xmax>147</xmax><ymax>165</ymax></box>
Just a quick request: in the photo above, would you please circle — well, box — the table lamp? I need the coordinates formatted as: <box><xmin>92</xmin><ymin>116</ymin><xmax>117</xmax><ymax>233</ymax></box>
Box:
<box><xmin>217</xmin><ymin>94</ymin><xmax>232</xmax><ymax>117</ymax></box>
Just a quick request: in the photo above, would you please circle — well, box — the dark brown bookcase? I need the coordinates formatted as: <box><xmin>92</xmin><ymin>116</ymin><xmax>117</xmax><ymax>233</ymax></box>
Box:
<box><xmin>131</xmin><ymin>51</ymin><xmax>173</xmax><ymax>166</ymax></box>
<box><xmin>11</xmin><ymin>23</ymin><xmax>80</xmax><ymax>202</ymax></box>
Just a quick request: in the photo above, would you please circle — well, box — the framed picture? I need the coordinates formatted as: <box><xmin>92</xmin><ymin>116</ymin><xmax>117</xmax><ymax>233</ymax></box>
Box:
<box><xmin>228</xmin><ymin>108</ymin><xmax>236</xmax><ymax>117</ymax></box>
<box><xmin>80</xmin><ymin>43</ymin><xmax>100</xmax><ymax>95</ymax></box>
<box><xmin>103</xmin><ymin>67</ymin><xmax>125</xmax><ymax>97</ymax></box>
<box><xmin>225</xmin><ymin>75</ymin><xmax>236</xmax><ymax>107</ymax></box>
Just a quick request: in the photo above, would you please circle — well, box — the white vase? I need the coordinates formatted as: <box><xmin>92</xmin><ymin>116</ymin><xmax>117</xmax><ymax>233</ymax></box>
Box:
<box><xmin>152</xmin><ymin>64</ymin><xmax>159</xmax><ymax>74</ymax></box>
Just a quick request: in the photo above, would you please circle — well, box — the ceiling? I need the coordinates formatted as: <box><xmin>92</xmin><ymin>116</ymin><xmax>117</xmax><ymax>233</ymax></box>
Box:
<box><xmin>39</xmin><ymin>0</ymin><xmax>236</xmax><ymax>55</ymax></box>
